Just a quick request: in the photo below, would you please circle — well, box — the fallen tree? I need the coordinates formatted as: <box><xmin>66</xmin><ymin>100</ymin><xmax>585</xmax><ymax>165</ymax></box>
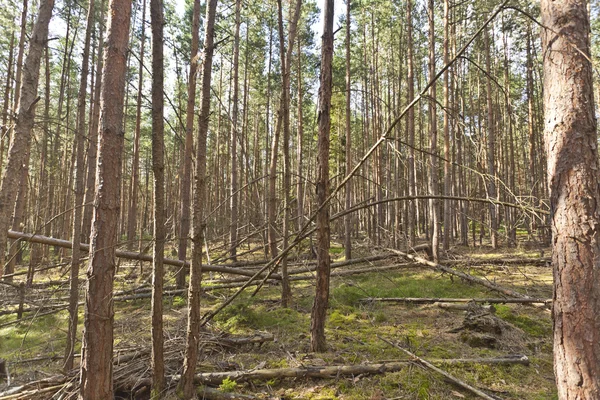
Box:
<box><xmin>6</xmin><ymin>230</ymin><xmax>282</xmax><ymax>280</ymax></box>
<box><xmin>384</xmin><ymin>248</ymin><xmax>533</xmax><ymax>300</ymax></box>
<box><xmin>360</xmin><ymin>297</ymin><xmax>552</xmax><ymax>305</ymax></box>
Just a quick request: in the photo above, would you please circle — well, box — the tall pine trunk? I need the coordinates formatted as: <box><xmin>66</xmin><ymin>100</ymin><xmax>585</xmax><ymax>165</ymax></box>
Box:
<box><xmin>541</xmin><ymin>1</ymin><xmax>600</xmax><ymax>397</ymax></box>
<box><xmin>150</xmin><ymin>0</ymin><xmax>166</xmax><ymax>391</ymax></box>
<box><xmin>0</xmin><ymin>0</ymin><xmax>54</xmax><ymax>280</ymax></box>
<box><xmin>176</xmin><ymin>0</ymin><xmax>201</xmax><ymax>289</ymax></box>
<box><xmin>78</xmin><ymin>0</ymin><xmax>132</xmax><ymax>396</ymax></box>
<box><xmin>310</xmin><ymin>0</ymin><xmax>333</xmax><ymax>353</ymax></box>
<box><xmin>64</xmin><ymin>0</ymin><xmax>95</xmax><ymax>371</ymax></box>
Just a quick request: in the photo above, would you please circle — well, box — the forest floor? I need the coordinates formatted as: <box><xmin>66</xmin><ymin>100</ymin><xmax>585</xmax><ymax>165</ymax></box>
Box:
<box><xmin>0</xmin><ymin>240</ymin><xmax>556</xmax><ymax>400</ymax></box>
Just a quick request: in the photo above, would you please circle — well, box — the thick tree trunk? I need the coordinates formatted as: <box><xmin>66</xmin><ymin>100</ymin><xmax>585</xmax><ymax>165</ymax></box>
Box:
<box><xmin>0</xmin><ymin>0</ymin><xmax>54</xmax><ymax>280</ymax></box>
<box><xmin>541</xmin><ymin>1</ymin><xmax>600</xmax><ymax>398</ymax></box>
<box><xmin>310</xmin><ymin>0</ymin><xmax>333</xmax><ymax>353</ymax></box>
<box><xmin>176</xmin><ymin>0</ymin><xmax>201</xmax><ymax>289</ymax></box>
<box><xmin>179</xmin><ymin>0</ymin><xmax>217</xmax><ymax>396</ymax></box>
<box><xmin>78</xmin><ymin>0</ymin><xmax>131</xmax><ymax>396</ymax></box>
<box><xmin>64</xmin><ymin>0</ymin><xmax>95</xmax><ymax>371</ymax></box>
<box><xmin>150</xmin><ymin>0</ymin><xmax>166</xmax><ymax>393</ymax></box>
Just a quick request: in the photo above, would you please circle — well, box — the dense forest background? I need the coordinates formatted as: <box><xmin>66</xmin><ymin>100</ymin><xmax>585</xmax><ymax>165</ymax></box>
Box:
<box><xmin>0</xmin><ymin>0</ymin><xmax>577</xmax><ymax>258</ymax></box>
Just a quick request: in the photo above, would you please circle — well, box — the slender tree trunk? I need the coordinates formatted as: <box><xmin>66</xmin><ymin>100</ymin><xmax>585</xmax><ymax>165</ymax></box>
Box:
<box><xmin>150</xmin><ymin>0</ymin><xmax>165</xmax><ymax>392</ymax></box>
<box><xmin>526</xmin><ymin>24</ymin><xmax>537</xmax><ymax>238</ymax></box>
<box><xmin>277</xmin><ymin>0</ymin><xmax>301</xmax><ymax>307</ymax></box>
<box><xmin>296</xmin><ymin>34</ymin><xmax>304</xmax><ymax>235</ymax></box>
<box><xmin>310</xmin><ymin>0</ymin><xmax>333</xmax><ymax>353</ymax></box>
<box><xmin>344</xmin><ymin>0</ymin><xmax>352</xmax><ymax>260</ymax></box>
<box><xmin>83</xmin><ymin>1</ymin><xmax>105</xmax><ymax>241</ymax></box>
<box><xmin>13</xmin><ymin>0</ymin><xmax>29</xmax><ymax>110</ymax></box>
<box><xmin>541</xmin><ymin>1</ymin><xmax>600</xmax><ymax>397</ymax></box>
<box><xmin>442</xmin><ymin>0</ymin><xmax>451</xmax><ymax>251</ymax></box>
<box><xmin>64</xmin><ymin>0</ymin><xmax>95</xmax><ymax>371</ymax></box>
<box><xmin>178</xmin><ymin>0</ymin><xmax>217</xmax><ymax>396</ymax></box>
<box><xmin>0</xmin><ymin>0</ymin><xmax>54</xmax><ymax>280</ymax></box>
<box><xmin>406</xmin><ymin>0</ymin><xmax>415</xmax><ymax>248</ymax></box>
<box><xmin>502</xmin><ymin>21</ymin><xmax>516</xmax><ymax>247</ymax></box>
<box><xmin>78</xmin><ymin>0</ymin><xmax>132</xmax><ymax>396</ymax></box>
<box><xmin>427</xmin><ymin>0</ymin><xmax>439</xmax><ymax>261</ymax></box>
<box><xmin>484</xmin><ymin>24</ymin><xmax>497</xmax><ymax>249</ymax></box>
<box><xmin>27</xmin><ymin>45</ymin><xmax>51</xmax><ymax>285</ymax></box>
<box><xmin>0</xmin><ymin>32</ymin><xmax>15</xmax><ymax>178</ymax></box>
<box><xmin>229</xmin><ymin>0</ymin><xmax>240</xmax><ymax>261</ymax></box>
<box><xmin>127</xmin><ymin>0</ymin><xmax>146</xmax><ymax>250</ymax></box>
<box><xmin>176</xmin><ymin>0</ymin><xmax>201</xmax><ymax>289</ymax></box>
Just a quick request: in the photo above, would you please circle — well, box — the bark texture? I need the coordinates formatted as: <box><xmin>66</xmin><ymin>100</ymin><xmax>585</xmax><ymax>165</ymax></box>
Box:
<box><xmin>541</xmin><ymin>1</ymin><xmax>600</xmax><ymax>398</ymax></box>
<box><xmin>64</xmin><ymin>0</ymin><xmax>95</xmax><ymax>371</ymax></box>
<box><xmin>79</xmin><ymin>0</ymin><xmax>132</xmax><ymax>397</ymax></box>
<box><xmin>176</xmin><ymin>0</ymin><xmax>201</xmax><ymax>289</ymax></box>
<box><xmin>310</xmin><ymin>0</ymin><xmax>334</xmax><ymax>353</ymax></box>
<box><xmin>150</xmin><ymin>0</ymin><xmax>166</xmax><ymax>392</ymax></box>
<box><xmin>0</xmin><ymin>0</ymin><xmax>54</xmax><ymax>280</ymax></box>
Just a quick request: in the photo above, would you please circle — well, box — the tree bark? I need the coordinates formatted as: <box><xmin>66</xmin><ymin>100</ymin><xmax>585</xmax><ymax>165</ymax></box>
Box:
<box><xmin>277</xmin><ymin>0</ymin><xmax>302</xmax><ymax>307</ymax></box>
<box><xmin>0</xmin><ymin>0</ymin><xmax>54</xmax><ymax>280</ymax></box>
<box><xmin>176</xmin><ymin>0</ymin><xmax>201</xmax><ymax>289</ymax></box>
<box><xmin>78</xmin><ymin>0</ymin><xmax>132</xmax><ymax>396</ymax></box>
<box><xmin>83</xmin><ymin>1</ymin><xmax>105</xmax><ymax>242</ymax></box>
<box><xmin>229</xmin><ymin>0</ymin><xmax>240</xmax><ymax>262</ymax></box>
<box><xmin>64</xmin><ymin>0</ymin><xmax>95</xmax><ymax>371</ymax></box>
<box><xmin>127</xmin><ymin>0</ymin><xmax>146</xmax><ymax>250</ymax></box>
<box><xmin>427</xmin><ymin>0</ymin><xmax>439</xmax><ymax>262</ymax></box>
<box><xmin>484</xmin><ymin>24</ymin><xmax>497</xmax><ymax>249</ymax></box>
<box><xmin>442</xmin><ymin>0</ymin><xmax>451</xmax><ymax>251</ymax></box>
<box><xmin>406</xmin><ymin>0</ymin><xmax>416</xmax><ymax>248</ymax></box>
<box><xmin>150</xmin><ymin>0</ymin><xmax>166</xmax><ymax>392</ymax></box>
<box><xmin>344</xmin><ymin>0</ymin><xmax>352</xmax><ymax>261</ymax></box>
<box><xmin>541</xmin><ymin>1</ymin><xmax>600</xmax><ymax>398</ymax></box>
<box><xmin>310</xmin><ymin>0</ymin><xmax>333</xmax><ymax>353</ymax></box>
<box><xmin>179</xmin><ymin>0</ymin><xmax>217</xmax><ymax>396</ymax></box>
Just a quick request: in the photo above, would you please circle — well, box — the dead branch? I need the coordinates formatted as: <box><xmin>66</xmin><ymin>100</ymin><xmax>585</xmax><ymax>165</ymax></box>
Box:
<box><xmin>360</xmin><ymin>297</ymin><xmax>551</xmax><ymax>305</ymax></box>
<box><xmin>378</xmin><ymin>336</ymin><xmax>502</xmax><ymax>400</ymax></box>
<box><xmin>384</xmin><ymin>248</ymin><xmax>532</xmax><ymax>300</ymax></box>
<box><xmin>6</xmin><ymin>230</ymin><xmax>282</xmax><ymax>280</ymax></box>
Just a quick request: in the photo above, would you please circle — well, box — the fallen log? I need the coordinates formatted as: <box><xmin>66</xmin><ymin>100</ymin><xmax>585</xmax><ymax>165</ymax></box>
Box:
<box><xmin>436</xmin><ymin>302</ymin><xmax>496</xmax><ymax>313</ymax></box>
<box><xmin>219</xmin><ymin>333</ymin><xmax>274</xmax><ymax>346</ymax></box>
<box><xmin>360</xmin><ymin>297</ymin><xmax>552</xmax><ymax>305</ymax></box>
<box><xmin>384</xmin><ymin>248</ymin><xmax>532</xmax><ymax>300</ymax></box>
<box><xmin>378</xmin><ymin>336</ymin><xmax>501</xmax><ymax>400</ymax></box>
<box><xmin>7</xmin><ymin>230</ymin><xmax>282</xmax><ymax>280</ymax></box>
<box><xmin>184</xmin><ymin>355</ymin><xmax>529</xmax><ymax>386</ymax></box>
<box><xmin>444</xmin><ymin>258</ymin><xmax>550</xmax><ymax>267</ymax></box>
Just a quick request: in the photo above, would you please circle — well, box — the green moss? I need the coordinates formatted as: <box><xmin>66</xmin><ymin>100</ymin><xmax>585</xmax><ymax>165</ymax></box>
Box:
<box><xmin>495</xmin><ymin>305</ymin><xmax>552</xmax><ymax>337</ymax></box>
<box><xmin>329</xmin><ymin>310</ymin><xmax>357</xmax><ymax>328</ymax></box>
